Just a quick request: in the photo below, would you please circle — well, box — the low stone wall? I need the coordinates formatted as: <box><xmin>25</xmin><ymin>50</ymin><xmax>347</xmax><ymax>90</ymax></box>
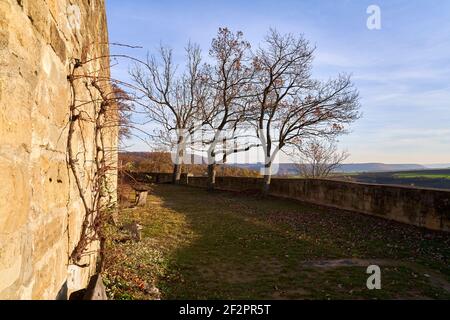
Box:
<box><xmin>126</xmin><ymin>172</ymin><xmax>176</xmax><ymax>184</ymax></box>
<box><xmin>270</xmin><ymin>179</ymin><xmax>450</xmax><ymax>232</ymax></box>
<box><xmin>132</xmin><ymin>173</ymin><xmax>450</xmax><ymax>232</ymax></box>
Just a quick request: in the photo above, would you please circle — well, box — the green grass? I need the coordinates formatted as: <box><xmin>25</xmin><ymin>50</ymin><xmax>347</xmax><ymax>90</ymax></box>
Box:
<box><xmin>394</xmin><ymin>173</ymin><xmax>450</xmax><ymax>180</ymax></box>
<box><xmin>104</xmin><ymin>184</ymin><xmax>450</xmax><ymax>300</ymax></box>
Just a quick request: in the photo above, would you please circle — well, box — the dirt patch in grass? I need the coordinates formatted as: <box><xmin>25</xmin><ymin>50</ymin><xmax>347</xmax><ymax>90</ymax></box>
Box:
<box><xmin>301</xmin><ymin>259</ymin><xmax>450</xmax><ymax>294</ymax></box>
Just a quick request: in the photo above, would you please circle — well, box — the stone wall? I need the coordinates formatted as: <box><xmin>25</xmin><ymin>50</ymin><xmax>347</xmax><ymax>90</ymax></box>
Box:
<box><xmin>0</xmin><ymin>0</ymin><xmax>117</xmax><ymax>299</ymax></box>
<box><xmin>131</xmin><ymin>173</ymin><xmax>450</xmax><ymax>232</ymax></box>
<box><xmin>126</xmin><ymin>172</ymin><xmax>178</xmax><ymax>185</ymax></box>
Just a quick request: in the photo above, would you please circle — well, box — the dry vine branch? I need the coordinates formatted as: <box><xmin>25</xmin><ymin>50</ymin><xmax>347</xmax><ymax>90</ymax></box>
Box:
<box><xmin>66</xmin><ymin>56</ymin><xmax>135</xmax><ymax>271</ymax></box>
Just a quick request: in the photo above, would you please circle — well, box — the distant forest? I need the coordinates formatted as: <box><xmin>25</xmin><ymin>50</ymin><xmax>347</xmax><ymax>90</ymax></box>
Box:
<box><xmin>119</xmin><ymin>152</ymin><xmax>260</xmax><ymax>177</ymax></box>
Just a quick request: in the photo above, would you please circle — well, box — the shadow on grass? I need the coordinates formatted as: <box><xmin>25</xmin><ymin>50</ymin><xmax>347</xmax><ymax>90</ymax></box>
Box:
<box><xmin>146</xmin><ymin>184</ymin><xmax>450</xmax><ymax>300</ymax></box>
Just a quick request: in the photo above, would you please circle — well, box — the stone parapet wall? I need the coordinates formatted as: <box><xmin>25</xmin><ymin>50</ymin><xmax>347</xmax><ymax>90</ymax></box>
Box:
<box><xmin>132</xmin><ymin>173</ymin><xmax>450</xmax><ymax>232</ymax></box>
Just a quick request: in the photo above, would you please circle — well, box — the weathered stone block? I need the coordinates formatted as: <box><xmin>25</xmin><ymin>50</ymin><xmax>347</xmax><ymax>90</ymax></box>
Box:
<box><xmin>0</xmin><ymin>163</ymin><xmax>30</xmax><ymax>233</ymax></box>
<box><xmin>0</xmin><ymin>235</ymin><xmax>23</xmax><ymax>295</ymax></box>
<box><xmin>32</xmin><ymin>253</ymin><xmax>57</xmax><ymax>299</ymax></box>
<box><xmin>32</xmin><ymin>217</ymin><xmax>65</xmax><ymax>264</ymax></box>
<box><xmin>49</xmin><ymin>21</ymin><xmax>66</xmax><ymax>62</ymax></box>
<box><xmin>26</xmin><ymin>0</ymin><xmax>51</xmax><ymax>40</ymax></box>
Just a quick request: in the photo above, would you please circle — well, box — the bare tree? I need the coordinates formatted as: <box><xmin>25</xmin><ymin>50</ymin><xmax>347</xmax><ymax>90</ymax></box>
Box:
<box><xmin>111</xmin><ymin>84</ymin><xmax>134</xmax><ymax>145</ymax></box>
<box><xmin>291</xmin><ymin>138</ymin><xmax>349</xmax><ymax>178</ymax></box>
<box><xmin>201</xmin><ymin>28</ymin><xmax>258</xmax><ymax>190</ymax></box>
<box><xmin>130</xmin><ymin>43</ymin><xmax>209</xmax><ymax>183</ymax></box>
<box><xmin>252</xmin><ymin>29</ymin><xmax>360</xmax><ymax>194</ymax></box>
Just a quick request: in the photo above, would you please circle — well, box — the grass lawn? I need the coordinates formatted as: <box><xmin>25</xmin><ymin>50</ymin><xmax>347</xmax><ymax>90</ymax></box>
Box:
<box><xmin>104</xmin><ymin>184</ymin><xmax>450</xmax><ymax>300</ymax></box>
<box><xmin>394</xmin><ymin>173</ymin><xmax>450</xmax><ymax>180</ymax></box>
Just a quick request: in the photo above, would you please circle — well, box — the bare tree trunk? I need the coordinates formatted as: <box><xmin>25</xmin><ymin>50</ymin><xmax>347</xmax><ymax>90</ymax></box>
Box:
<box><xmin>172</xmin><ymin>136</ymin><xmax>184</xmax><ymax>184</ymax></box>
<box><xmin>207</xmin><ymin>163</ymin><xmax>217</xmax><ymax>191</ymax></box>
<box><xmin>262</xmin><ymin>160</ymin><xmax>273</xmax><ymax>195</ymax></box>
<box><xmin>172</xmin><ymin>163</ymin><xmax>182</xmax><ymax>184</ymax></box>
<box><xmin>261</xmin><ymin>143</ymin><xmax>281</xmax><ymax>195</ymax></box>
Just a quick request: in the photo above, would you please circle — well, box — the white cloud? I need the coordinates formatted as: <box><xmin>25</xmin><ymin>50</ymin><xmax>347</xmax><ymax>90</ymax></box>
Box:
<box><xmin>354</xmin><ymin>67</ymin><xmax>450</xmax><ymax>82</ymax></box>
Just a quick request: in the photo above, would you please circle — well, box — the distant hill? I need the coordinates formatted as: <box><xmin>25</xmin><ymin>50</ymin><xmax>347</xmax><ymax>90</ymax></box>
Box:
<box><xmin>423</xmin><ymin>164</ymin><xmax>450</xmax><ymax>169</ymax></box>
<box><xmin>234</xmin><ymin>163</ymin><xmax>429</xmax><ymax>175</ymax></box>
<box><xmin>120</xmin><ymin>152</ymin><xmax>448</xmax><ymax>175</ymax></box>
<box><xmin>335</xmin><ymin>163</ymin><xmax>428</xmax><ymax>173</ymax></box>
<box><xmin>340</xmin><ymin>169</ymin><xmax>450</xmax><ymax>190</ymax></box>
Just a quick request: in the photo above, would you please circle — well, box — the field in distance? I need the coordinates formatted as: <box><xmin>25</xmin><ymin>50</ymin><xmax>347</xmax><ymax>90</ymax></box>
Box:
<box><xmin>335</xmin><ymin>169</ymin><xmax>450</xmax><ymax>190</ymax></box>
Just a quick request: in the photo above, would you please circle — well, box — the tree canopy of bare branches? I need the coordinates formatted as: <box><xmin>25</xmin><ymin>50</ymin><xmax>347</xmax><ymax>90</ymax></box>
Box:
<box><xmin>127</xmin><ymin>27</ymin><xmax>360</xmax><ymax>193</ymax></box>
<box><xmin>200</xmin><ymin>28</ymin><xmax>259</xmax><ymax>189</ymax></box>
<box><xmin>130</xmin><ymin>42</ymin><xmax>210</xmax><ymax>183</ymax></box>
<box><xmin>291</xmin><ymin>138</ymin><xmax>349</xmax><ymax>178</ymax></box>
<box><xmin>111</xmin><ymin>84</ymin><xmax>134</xmax><ymax>145</ymax></box>
<box><xmin>252</xmin><ymin>29</ymin><xmax>360</xmax><ymax>193</ymax></box>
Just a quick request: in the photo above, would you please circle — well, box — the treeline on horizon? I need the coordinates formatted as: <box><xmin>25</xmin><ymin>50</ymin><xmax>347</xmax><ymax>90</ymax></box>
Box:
<box><xmin>119</xmin><ymin>152</ymin><xmax>260</xmax><ymax>178</ymax></box>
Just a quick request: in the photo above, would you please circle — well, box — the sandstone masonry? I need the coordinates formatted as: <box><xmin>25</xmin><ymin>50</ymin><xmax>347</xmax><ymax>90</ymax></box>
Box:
<box><xmin>0</xmin><ymin>0</ymin><xmax>116</xmax><ymax>299</ymax></box>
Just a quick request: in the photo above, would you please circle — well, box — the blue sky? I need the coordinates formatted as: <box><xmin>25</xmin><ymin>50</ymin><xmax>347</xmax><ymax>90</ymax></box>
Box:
<box><xmin>106</xmin><ymin>0</ymin><xmax>450</xmax><ymax>164</ymax></box>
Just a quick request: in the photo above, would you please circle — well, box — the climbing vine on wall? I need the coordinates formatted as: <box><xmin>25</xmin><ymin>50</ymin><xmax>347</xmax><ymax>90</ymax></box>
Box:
<box><xmin>66</xmin><ymin>56</ymin><xmax>119</xmax><ymax>271</ymax></box>
<box><xmin>65</xmin><ymin>45</ymin><xmax>147</xmax><ymax>272</ymax></box>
